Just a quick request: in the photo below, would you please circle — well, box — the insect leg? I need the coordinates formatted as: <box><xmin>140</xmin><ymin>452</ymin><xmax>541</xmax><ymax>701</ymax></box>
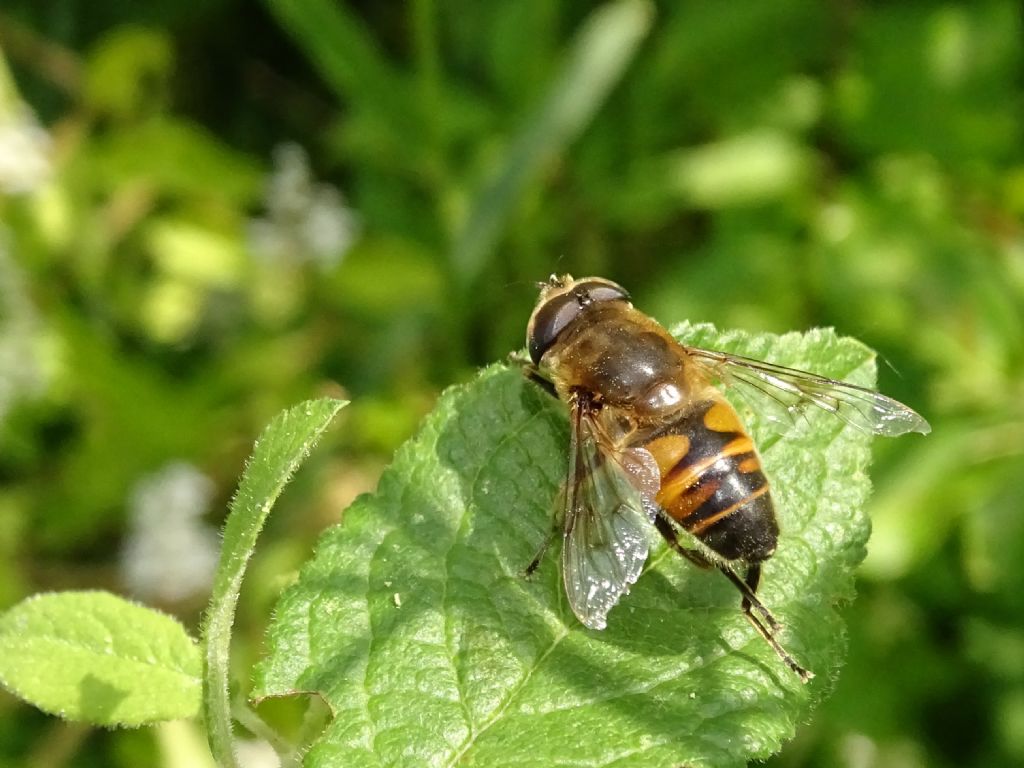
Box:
<box><xmin>524</xmin><ymin>517</ymin><xmax>560</xmax><ymax>577</ymax></box>
<box><xmin>653</xmin><ymin>515</ymin><xmax>714</xmax><ymax>569</ymax></box>
<box><xmin>525</xmin><ymin>465</ymin><xmax>573</xmax><ymax>578</ymax></box>
<box><xmin>737</xmin><ymin>598</ymin><xmax>813</xmax><ymax>683</ymax></box>
<box><xmin>514</xmin><ymin>357</ymin><xmax>558</xmax><ymax>398</ymax></box>
<box><xmin>654</xmin><ymin>515</ymin><xmax>812</xmax><ymax>682</ymax></box>
<box><xmin>716</xmin><ymin>563</ymin><xmax>781</xmax><ymax>632</ymax></box>
<box><xmin>720</xmin><ymin>562</ymin><xmax>813</xmax><ymax>683</ymax></box>
<box><xmin>742</xmin><ymin>562</ymin><xmax>762</xmax><ymax>613</ymax></box>
<box><xmin>653</xmin><ymin>512</ymin><xmax>781</xmax><ymax>628</ymax></box>
<box><xmin>523</xmin><ymin>365</ymin><xmax>558</xmax><ymax>399</ymax></box>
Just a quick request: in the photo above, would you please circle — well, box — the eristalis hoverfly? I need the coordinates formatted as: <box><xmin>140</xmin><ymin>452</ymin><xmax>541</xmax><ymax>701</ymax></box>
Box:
<box><xmin>524</xmin><ymin>275</ymin><xmax>930</xmax><ymax>682</ymax></box>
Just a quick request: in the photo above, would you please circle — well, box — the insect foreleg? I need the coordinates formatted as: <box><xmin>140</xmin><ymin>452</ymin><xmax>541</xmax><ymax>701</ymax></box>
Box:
<box><xmin>523</xmin><ymin>365</ymin><xmax>558</xmax><ymax>399</ymax></box>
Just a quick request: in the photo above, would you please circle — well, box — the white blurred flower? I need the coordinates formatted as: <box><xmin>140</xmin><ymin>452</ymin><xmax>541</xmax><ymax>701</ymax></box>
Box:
<box><xmin>0</xmin><ymin>235</ymin><xmax>45</xmax><ymax>424</ymax></box>
<box><xmin>0</xmin><ymin>105</ymin><xmax>52</xmax><ymax>195</ymax></box>
<box><xmin>121</xmin><ymin>462</ymin><xmax>220</xmax><ymax>603</ymax></box>
<box><xmin>235</xmin><ymin>739</ymin><xmax>281</xmax><ymax>768</ymax></box>
<box><xmin>248</xmin><ymin>142</ymin><xmax>359</xmax><ymax>270</ymax></box>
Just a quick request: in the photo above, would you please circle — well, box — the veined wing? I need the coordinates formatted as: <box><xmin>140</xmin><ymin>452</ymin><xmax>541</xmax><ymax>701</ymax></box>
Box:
<box><xmin>685</xmin><ymin>347</ymin><xmax>931</xmax><ymax>437</ymax></box>
<box><xmin>562</xmin><ymin>396</ymin><xmax>654</xmax><ymax>630</ymax></box>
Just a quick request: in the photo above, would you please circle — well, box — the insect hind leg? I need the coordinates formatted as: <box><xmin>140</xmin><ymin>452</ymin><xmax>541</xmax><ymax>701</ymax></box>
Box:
<box><xmin>654</xmin><ymin>514</ymin><xmax>813</xmax><ymax>683</ymax></box>
<box><xmin>723</xmin><ymin>561</ymin><xmax>813</xmax><ymax>683</ymax></box>
<box><xmin>738</xmin><ymin>596</ymin><xmax>813</xmax><ymax>682</ymax></box>
<box><xmin>717</xmin><ymin>562</ymin><xmax>780</xmax><ymax>632</ymax></box>
<box><xmin>742</xmin><ymin>562</ymin><xmax>762</xmax><ymax>614</ymax></box>
<box><xmin>653</xmin><ymin>515</ymin><xmax>714</xmax><ymax>569</ymax></box>
<box><xmin>654</xmin><ymin>513</ymin><xmax>778</xmax><ymax>627</ymax></box>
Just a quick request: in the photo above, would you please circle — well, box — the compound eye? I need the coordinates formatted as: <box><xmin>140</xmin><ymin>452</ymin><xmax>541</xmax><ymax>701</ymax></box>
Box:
<box><xmin>572</xmin><ymin>279</ymin><xmax>629</xmax><ymax>304</ymax></box>
<box><xmin>528</xmin><ymin>293</ymin><xmax>581</xmax><ymax>365</ymax></box>
<box><xmin>526</xmin><ymin>278</ymin><xmax>630</xmax><ymax>364</ymax></box>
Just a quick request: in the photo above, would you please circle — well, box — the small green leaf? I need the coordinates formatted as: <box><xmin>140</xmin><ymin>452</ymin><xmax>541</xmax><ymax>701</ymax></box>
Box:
<box><xmin>255</xmin><ymin>324</ymin><xmax>892</xmax><ymax>766</ymax></box>
<box><xmin>203</xmin><ymin>397</ymin><xmax>347</xmax><ymax>768</ymax></box>
<box><xmin>0</xmin><ymin>591</ymin><xmax>200</xmax><ymax>726</ymax></box>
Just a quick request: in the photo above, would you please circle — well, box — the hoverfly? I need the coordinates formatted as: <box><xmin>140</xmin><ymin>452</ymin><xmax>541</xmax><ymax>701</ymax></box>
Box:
<box><xmin>524</xmin><ymin>275</ymin><xmax>930</xmax><ymax>682</ymax></box>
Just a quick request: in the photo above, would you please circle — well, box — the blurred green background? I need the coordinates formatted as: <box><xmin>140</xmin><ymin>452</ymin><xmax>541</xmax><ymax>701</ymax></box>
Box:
<box><xmin>0</xmin><ymin>1</ymin><xmax>1021</xmax><ymax>766</ymax></box>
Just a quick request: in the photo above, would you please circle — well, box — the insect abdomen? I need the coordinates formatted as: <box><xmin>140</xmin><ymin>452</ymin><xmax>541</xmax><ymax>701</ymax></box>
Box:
<box><xmin>644</xmin><ymin>397</ymin><xmax>778</xmax><ymax>562</ymax></box>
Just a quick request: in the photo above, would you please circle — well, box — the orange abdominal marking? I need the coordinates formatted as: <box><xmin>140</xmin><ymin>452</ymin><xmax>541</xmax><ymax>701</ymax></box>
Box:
<box><xmin>721</xmin><ymin>435</ymin><xmax>755</xmax><ymax>457</ymax></box>
<box><xmin>654</xmin><ymin>435</ymin><xmax>755</xmax><ymax>503</ymax></box>
<box><xmin>687</xmin><ymin>485</ymin><xmax>770</xmax><ymax>535</ymax></box>
<box><xmin>644</xmin><ymin>434</ymin><xmax>691</xmax><ymax>475</ymax></box>
<box><xmin>738</xmin><ymin>455</ymin><xmax>760</xmax><ymax>473</ymax></box>
<box><xmin>702</xmin><ymin>400</ymin><xmax>745</xmax><ymax>433</ymax></box>
<box><xmin>659</xmin><ymin>478</ymin><xmax>721</xmax><ymax>523</ymax></box>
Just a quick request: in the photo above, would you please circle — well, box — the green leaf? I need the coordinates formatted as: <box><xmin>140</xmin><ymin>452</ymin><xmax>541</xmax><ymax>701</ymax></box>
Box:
<box><xmin>254</xmin><ymin>324</ymin><xmax>887</xmax><ymax>766</ymax></box>
<box><xmin>0</xmin><ymin>591</ymin><xmax>200</xmax><ymax>726</ymax></box>
<box><xmin>203</xmin><ymin>397</ymin><xmax>347</xmax><ymax>768</ymax></box>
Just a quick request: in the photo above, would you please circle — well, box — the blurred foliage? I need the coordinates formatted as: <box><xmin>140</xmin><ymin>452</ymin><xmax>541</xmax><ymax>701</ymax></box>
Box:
<box><xmin>0</xmin><ymin>1</ymin><xmax>1021</xmax><ymax>766</ymax></box>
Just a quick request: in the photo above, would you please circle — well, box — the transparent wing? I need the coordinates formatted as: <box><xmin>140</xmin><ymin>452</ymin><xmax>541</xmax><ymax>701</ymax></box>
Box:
<box><xmin>685</xmin><ymin>347</ymin><xmax>931</xmax><ymax>437</ymax></box>
<box><xmin>562</xmin><ymin>400</ymin><xmax>654</xmax><ymax>630</ymax></box>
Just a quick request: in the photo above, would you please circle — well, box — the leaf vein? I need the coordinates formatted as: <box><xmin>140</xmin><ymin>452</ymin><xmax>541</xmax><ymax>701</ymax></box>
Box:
<box><xmin>443</xmin><ymin>621</ymin><xmax>569</xmax><ymax>767</ymax></box>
